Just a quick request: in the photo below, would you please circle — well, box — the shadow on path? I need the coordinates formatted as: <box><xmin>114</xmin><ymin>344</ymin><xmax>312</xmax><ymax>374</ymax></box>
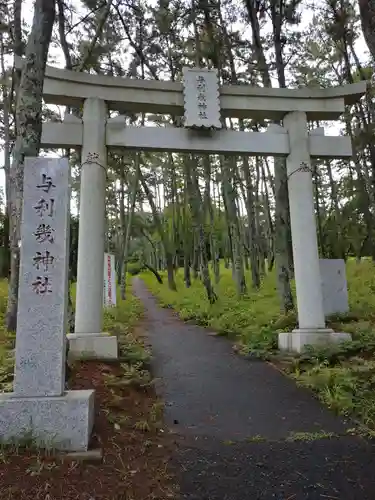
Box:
<box><xmin>133</xmin><ymin>278</ymin><xmax>375</xmax><ymax>499</ymax></box>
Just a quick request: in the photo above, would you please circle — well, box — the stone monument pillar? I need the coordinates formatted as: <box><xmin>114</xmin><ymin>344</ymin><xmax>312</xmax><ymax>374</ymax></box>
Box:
<box><xmin>68</xmin><ymin>97</ymin><xmax>118</xmax><ymax>359</ymax></box>
<box><xmin>278</xmin><ymin>111</ymin><xmax>351</xmax><ymax>352</ymax></box>
<box><xmin>0</xmin><ymin>157</ymin><xmax>94</xmax><ymax>450</ymax></box>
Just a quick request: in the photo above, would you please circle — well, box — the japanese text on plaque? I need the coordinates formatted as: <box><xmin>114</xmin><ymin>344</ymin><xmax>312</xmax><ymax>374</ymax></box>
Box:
<box><xmin>196</xmin><ymin>75</ymin><xmax>208</xmax><ymax>120</ymax></box>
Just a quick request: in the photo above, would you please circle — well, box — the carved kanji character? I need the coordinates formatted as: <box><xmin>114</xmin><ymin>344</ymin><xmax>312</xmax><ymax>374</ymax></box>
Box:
<box><xmin>33</xmin><ymin>224</ymin><xmax>55</xmax><ymax>243</ymax></box>
<box><xmin>32</xmin><ymin>250</ymin><xmax>54</xmax><ymax>272</ymax></box>
<box><xmin>34</xmin><ymin>198</ymin><xmax>55</xmax><ymax>217</ymax></box>
<box><xmin>32</xmin><ymin>276</ymin><xmax>52</xmax><ymax>295</ymax></box>
<box><xmin>37</xmin><ymin>174</ymin><xmax>56</xmax><ymax>193</ymax></box>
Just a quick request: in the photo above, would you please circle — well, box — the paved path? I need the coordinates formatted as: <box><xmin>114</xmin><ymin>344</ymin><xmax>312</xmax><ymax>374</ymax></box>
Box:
<box><xmin>133</xmin><ymin>278</ymin><xmax>375</xmax><ymax>499</ymax></box>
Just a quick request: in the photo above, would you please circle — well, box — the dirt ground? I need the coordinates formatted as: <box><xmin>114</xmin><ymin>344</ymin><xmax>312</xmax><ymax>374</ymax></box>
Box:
<box><xmin>0</xmin><ymin>359</ymin><xmax>177</xmax><ymax>500</ymax></box>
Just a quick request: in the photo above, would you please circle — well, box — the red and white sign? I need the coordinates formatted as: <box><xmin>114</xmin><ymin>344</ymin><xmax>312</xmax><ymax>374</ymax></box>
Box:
<box><xmin>103</xmin><ymin>253</ymin><xmax>116</xmax><ymax>307</ymax></box>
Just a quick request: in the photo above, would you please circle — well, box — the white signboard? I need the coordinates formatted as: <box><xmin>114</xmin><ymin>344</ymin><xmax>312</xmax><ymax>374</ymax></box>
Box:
<box><xmin>182</xmin><ymin>67</ymin><xmax>222</xmax><ymax>129</ymax></box>
<box><xmin>103</xmin><ymin>253</ymin><xmax>117</xmax><ymax>307</ymax></box>
<box><xmin>319</xmin><ymin>259</ymin><xmax>349</xmax><ymax>316</ymax></box>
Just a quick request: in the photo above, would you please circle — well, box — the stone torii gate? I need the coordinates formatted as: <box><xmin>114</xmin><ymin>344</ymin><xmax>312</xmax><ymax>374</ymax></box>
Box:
<box><xmin>27</xmin><ymin>59</ymin><xmax>366</xmax><ymax>354</ymax></box>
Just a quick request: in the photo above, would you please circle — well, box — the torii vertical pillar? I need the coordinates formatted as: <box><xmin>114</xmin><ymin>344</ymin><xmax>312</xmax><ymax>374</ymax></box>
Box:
<box><xmin>67</xmin><ymin>98</ymin><xmax>118</xmax><ymax>359</ymax></box>
<box><xmin>278</xmin><ymin>111</ymin><xmax>351</xmax><ymax>353</ymax></box>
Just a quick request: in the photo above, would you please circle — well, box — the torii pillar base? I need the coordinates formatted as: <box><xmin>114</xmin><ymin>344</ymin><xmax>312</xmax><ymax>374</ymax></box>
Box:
<box><xmin>67</xmin><ymin>333</ymin><xmax>118</xmax><ymax>360</ymax></box>
<box><xmin>278</xmin><ymin>329</ymin><xmax>352</xmax><ymax>354</ymax></box>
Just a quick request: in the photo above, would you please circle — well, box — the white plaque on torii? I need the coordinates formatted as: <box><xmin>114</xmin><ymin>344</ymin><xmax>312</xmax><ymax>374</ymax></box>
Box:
<box><xmin>182</xmin><ymin>67</ymin><xmax>222</xmax><ymax>130</ymax></box>
<box><xmin>15</xmin><ymin>54</ymin><xmax>366</xmax><ymax>355</ymax></box>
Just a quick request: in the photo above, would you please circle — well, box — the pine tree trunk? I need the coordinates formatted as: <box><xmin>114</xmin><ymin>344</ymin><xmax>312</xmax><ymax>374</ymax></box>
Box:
<box><xmin>260</xmin><ymin>161</ymin><xmax>274</xmax><ymax>271</ymax></box>
<box><xmin>7</xmin><ymin>0</ymin><xmax>56</xmax><ymax>331</ymax></box>
<box><xmin>0</xmin><ymin>32</ymin><xmax>11</xmax><ymax>278</ymax></box>
<box><xmin>244</xmin><ymin>0</ymin><xmax>293</xmax><ymax>308</ymax></box>
<box><xmin>203</xmin><ymin>156</ymin><xmax>220</xmax><ymax>284</ymax></box>
<box><xmin>221</xmin><ymin>158</ymin><xmax>247</xmax><ymax>297</ymax></box>
<box><xmin>184</xmin><ymin>254</ymin><xmax>191</xmax><ymax>288</ymax></box>
<box><xmin>192</xmin><ymin>238</ymin><xmax>200</xmax><ymax>279</ymax></box>
<box><xmin>274</xmin><ymin>157</ymin><xmax>294</xmax><ymax>313</ymax></box>
<box><xmin>184</xmin><ymin>156</ymin><xmax>217</xmax><ymax>303</ymax></box>
<box><xmin>242</xmin><ymin>156</ymin><xmax>260</xmax><ymax>289</ymax></box>
<box><xmin>139</xmin><ymin>167</ymin><xmax>177</xmax><ymax>291</ymax></box>
<box><xmin>343</xmin><ymin>114</ymin><xmax>375</xmax><ymax>261</ymax></box>
<box><xmin>182</xmin><ymin>184</ymin><xmax>192</xmax><ymax>288</ymax></box>
<box><xmin>325</xmin><ymin>160</ymin><xmax>344</xmax><ymax>259</ymax></box>
<box><xmin>313</xmin><ymin>162</ymin><xmax>325</xmax><ymax>257</ymax></box>
<box><xmin>358</xmin><ymin>0</ymin><xmax>375</xmax><ymax>61</ymax></box>
<box><xmin>120</xmin><ymin>159</ymin><xmax>140</xmax><ymax>300</ymax></box>
<box><xmin>166</xmin><ymin>253</ymin><xmax>176</xmax><ymax>291</ymax></box>
<box><xmin>254</xmin><ymin>157</ymin><xmax>265</xmax><ymax>276</ymax></box>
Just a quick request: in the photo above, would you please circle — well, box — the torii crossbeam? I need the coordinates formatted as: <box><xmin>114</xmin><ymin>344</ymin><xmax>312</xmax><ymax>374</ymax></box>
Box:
<box><xmin>16</xmin><ymin>55</ymin><xmax>366</xmax><ymax>354</ymax></box>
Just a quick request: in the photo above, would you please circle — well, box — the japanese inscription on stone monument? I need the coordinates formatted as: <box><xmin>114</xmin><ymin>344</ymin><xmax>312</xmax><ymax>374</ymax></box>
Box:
<box><xmin>14</xmin><ymin>157</ymin><xmax>70</xmax><ymax>397</ymax></box>
<box><xmin>31</xmin><ymin>173</ymin><xmax>56</xmax><ymax>294</ymax></box>
<box><xmin>182</xmin><ymin>67</ymin><xmax>222</xmax><ymax>129</ymax></box>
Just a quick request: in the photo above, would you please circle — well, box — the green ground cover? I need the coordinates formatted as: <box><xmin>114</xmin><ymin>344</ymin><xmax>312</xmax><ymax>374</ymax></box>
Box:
<box><xmin>141</xmin><ymin>260</ymin><xmax>375</xmax><ymax>430</ymax></box>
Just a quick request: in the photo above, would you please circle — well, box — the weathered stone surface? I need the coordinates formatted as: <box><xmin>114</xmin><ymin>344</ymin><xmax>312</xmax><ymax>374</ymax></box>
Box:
<box><xmin>319</xmin><ymin>259</ymin><xmax>349</xmax><ymax>316</ymax></box>
<box><xmin>75</xmin><ymin>98</ymin><xmax>107</xmax><ymax>336</ymax></box>
<box><xmin>0</xmin><ymin>157</ymin><xmax>95</xmax><ymax>451</ymax></box>
<box><xmin>278</xmin><ymin>330</ymin><xmax>352</xmax><ymax>353</ymax></box>
<box><xmin>14</xmin><ymin>157</ymin><xmax>70</xmax><ymax>397</ymax></box>
<box><xmin>284</xmin><ymin>112</ymin><xmax>326</xmax><ymax>331</ymax></box>
<box><xmin>15</xmin><ymin>56</ymin><xmax>365</xmax><ymax>120</ymax></box>
<box><xmin>0</xmin><ymin>389</ymin><xmax>94</xmax><ymax>451</ymax></box>
<box><xmin>67</xmin><ymin>333</ymin><xmax>118</xmax><ymax>360</ymax></box>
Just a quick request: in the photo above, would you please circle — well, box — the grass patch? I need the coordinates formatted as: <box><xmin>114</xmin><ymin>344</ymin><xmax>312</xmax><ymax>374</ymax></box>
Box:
<box><xmin>141</xmin><ymin>266</ymin><xmax>284</xmax><ymax>353</ymax></box>
<box><xmin>0</xmin><ymin>280</ymin><xmax>14</xmax><ymax>393</ymax></box>
<box><xmin>71</xmin><ymin>276</ymin><xmax>144</xmax><ymax>338</ymax></box>
<box><xmin>246</xmin><ymin>435</ymin><xmax>267</xmax><ymax>443</ymax></box>
<box><xmin>285</xmin><ymin>430</ymin><xmax>337</xmax><ymax>442</ymax></box>
<box><xmin>102</xmin><ymin>283</ymin><xmax>144</xmax><ymax>337</ymax></box>
<box><xmin>141</xmin><ymin>260</ymin><xmax>375</xmax><ymax>429</ymax></box>
<box><xmin>101</xmin><ymin>280</ymin><xmax>150</xmax><ymax>371</ymax></box>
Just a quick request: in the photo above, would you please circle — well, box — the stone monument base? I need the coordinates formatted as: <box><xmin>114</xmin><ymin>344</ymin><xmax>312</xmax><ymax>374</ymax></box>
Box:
<box><xmin>0</xmin><ymin>389</ymin><xmax>94</xmax><ymax>451</ymax></box>
<box><xmin>67</xmin><ymin>333</ymin><xmax>118</xmax><ymax>359</ymax></box>
<box><xmin>278</xmin><ymin>329</ymin><xmax>352</xmax><ymax>353</ymax></box>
